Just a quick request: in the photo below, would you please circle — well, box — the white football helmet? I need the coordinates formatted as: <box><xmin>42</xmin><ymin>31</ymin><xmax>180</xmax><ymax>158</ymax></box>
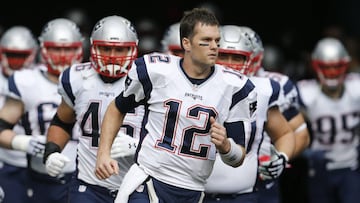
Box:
<box><xmin>90</xmin><ymin>15</ymin><xmax>138</xmax><ymax>78</ymax></box>
<box><xmin>0</xmin><ymin>26</ymin><xmax>38</xmax><ymax>77</ymax></box>
<box><xmin>39</xmin><ymin>18</ymin><xmax>84</xmax><ymax>76</ymax></box>
<box><xmin>239</xmin><ymin>26</ymin><xmax>264</xmax><ymax>75</ymax></box>
<box><xmin>311</xmin><ymin>37</ymin><xmax>350</xmax><ymax>89</ymax></box>
<box><xmin>161</xmin><ymin>22</ymin><xmax>183</xmax><ymax>57</ymax></box>
<box><xmin>217</xmin><ymin>25</ymin><xmax>255</xmax><ymax>75</ymax></box>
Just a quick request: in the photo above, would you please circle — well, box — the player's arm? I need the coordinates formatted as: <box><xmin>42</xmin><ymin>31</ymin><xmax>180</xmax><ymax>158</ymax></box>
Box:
<box><xmin>0</xmin><ymin>96</ymin><xmax>25</xmax><ymax>148</ymax></box>
<box><xmin>43</xmin><ymin>98</ymin><xmax>76</xmax><ymax>177</ymax></box>
<box><xmin>217</xmin><ymin>77</ymin><xmax>257</xmax><ymax>167</ymax></box>
<box><xmin>259</xmin><ymin>106</ymin><xmax>295</xmax><ymax>180</ymax></box>
<box><xmin>45</xmin><ymin>98</ymin><xmax>75</xmax><ymax>150</ymax></box>
<box><xmin>0</xmin><ymin>96</ymin><xmax>47</xmax><ymax>158</ymax></box>
<box><xmin>95</xmin><ymin>99</ymin><xmax>126</xmax><ymax>180</ymax></box>
<box><xmin>211</xmin><ymin>117</ymin><xmax>246</xmax><ymax>168</ymax></box>
<box><xmin>281</xmin><ymin>79</ymin><xmax>310</xmax><ymax>157</ymax></box>
<box><xmin>265</xmin><ymin>106</ymin><xmax>295</xmax><ymax>159</ymax></box>
<box><xmin>288</xmin><ymin>112</ymin><xmax>310</xmax><ymax>157</ymax></box>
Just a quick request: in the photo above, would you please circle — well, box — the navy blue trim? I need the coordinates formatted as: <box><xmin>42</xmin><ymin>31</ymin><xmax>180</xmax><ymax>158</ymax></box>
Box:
<box><xmin>269</xmin><ymin>79</ymin><xmax>281</xmax><ymax>105</ymax></box>
<box><xmin>135</xmin><ymin>57</ymin><xmax>152</xmax><ymax>100</ymax></box>
<box><xmin>115</xmin><ymin>57</ymin><xmax>152</xmax><ymax>114</ymax></box>
<box><xmin>224</xmin><ymin>121</ymin><xmax>245</xmax><ymax>147</ymax></box>
<box><xmin>283</xmin><ymin>106</ymin><xmax>299</xmax><ymax>121</ymax></box>
<box><xmin>61</xmin><ymin>68</ymin><xmax>75</xmax><ymax>105</ymax></box>
<box><xmin>230</xmin><ymin>79</ymin><xmax>255</xmax><ymax>110</ymax></box>
<box><xmin>246</xmin><ymin>121</ymin><xmax>257</xmax><ymax>153</ymax></box>
<box><xmin>115</xmin><ymin>92</ymin><xmax>138</xmax><ymax>113</ymax></box>
<box><xmin>8</xmin><ymin>74</ymin><xmax>21</xmax><ymax>97</ymax></box>
<box><xmin>283</xmin><ymin>79</ymin><xmax>295</xmax><ymax>95</ymax></box>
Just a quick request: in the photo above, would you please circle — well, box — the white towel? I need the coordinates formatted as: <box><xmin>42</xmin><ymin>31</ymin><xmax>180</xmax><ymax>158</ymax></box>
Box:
<box><xmin>115</xmin><ymin>164</ymin><xmax>149</xmax><ymax>203</ymax></box>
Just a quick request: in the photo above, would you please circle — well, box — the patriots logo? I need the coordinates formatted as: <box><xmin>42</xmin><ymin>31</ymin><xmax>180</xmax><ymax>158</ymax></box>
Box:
<box><xmin>249</xmin><ymin>101</ymin><xmax>257</xmax><ymax>117</ymax></box>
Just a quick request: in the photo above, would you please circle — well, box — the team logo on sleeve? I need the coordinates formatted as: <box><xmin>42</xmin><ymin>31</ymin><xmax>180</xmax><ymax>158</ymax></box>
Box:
<box><xmin>249</xmin><ymin>101</ymin><xmax>257</xmax><ymax>117</ymax></box>
<box><xmin>125</xmin><ymin>76</ymin><xmax>133</xmax><ymax>91</ymax></box>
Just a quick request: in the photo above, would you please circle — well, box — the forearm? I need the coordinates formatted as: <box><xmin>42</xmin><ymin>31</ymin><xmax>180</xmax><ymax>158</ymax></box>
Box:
<box><xmin>0</xmin><ymin>129</ymin><xmax>16</xmax><ymax>149</ymax></box>
<box><xmin>274</xmin><ymin>130</ymin><xmax>295</xmax><ymax>160</ymax></box>
<box><xmin>0</xmin><ymin>116</ymin><xmax>17</xmax><ymax>148</ymax></box>
<box><xmin>288</xmin><ymin>114</ymin><xmax>310</xmax><ymax>157</ymax></box>
<box><xmin>266</xmin><ymin>107</ymin><xmax>295</xmax><ymax>159</ymax></box>
<box><xmin>98</xmin><ymin>101</ymin><xmax>124</xmax><ymax>156</ymax></box>
<box><xmin>293</xmin><ymin>127</ymin><xmax>310</xmax><ymax>157</ymax></box>
<box><xmin>47</xmin><ymin>125</ymin><xmax>71</xmax><ymax>150</ymax></box>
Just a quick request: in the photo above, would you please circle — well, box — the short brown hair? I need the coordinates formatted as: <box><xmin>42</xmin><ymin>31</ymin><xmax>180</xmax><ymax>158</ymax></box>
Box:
<box><xmin>179</xmin><ymin>8</ymin><xmax>219</xmax><ymax>49</ymax></box>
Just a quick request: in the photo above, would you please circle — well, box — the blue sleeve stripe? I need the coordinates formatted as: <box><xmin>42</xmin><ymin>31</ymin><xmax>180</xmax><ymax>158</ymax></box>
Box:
<box><xmin>283</xmin><ymin>106</ymin><xmax>299</xmax><ymax>121</ymax></box>
<box><xmin>8</xmin><ymin>75</ymin><xmax>21</xmax><ymax>97</ymax></box>
<box><xmin>115</xmin><ymin>92</ymin><xmax>137</xmax><ymax>113</ymax></box>
<box><xmin>269</xmin><ymin>79</ymin><xmax>281</xmax><ymax>105</ymax></box>
<box><xmin>224</xmin><ymin>121</ymin><xmax>245</xmax><ymax>146</ymax></box>
<box><xmin>61</xmin><ymin>68</ymin><xmax>75</xmax><ymax>105</ymax></box>
<box><xmin>135</xmin><ymin>57</ymin><xmax>152</xmax><ymax>100</ymax></box>
<box><xmin>246</xmin><ymin>121</ymin><xmax>257</xmax><ymax>153</ymax></box>
<box><xmin>283</xmin><ymin>79</ymin><xmax>294</xmax><ymax>95</ymax></box>
<box><xmin>295</xmin><ymin>84</ymin><xmax>306</xmax><ymax>109</ymax></box>
<box><xmin>230</xmin><ymin>79</ymin><xmax>255</xmax><ymax>110</ymax></box>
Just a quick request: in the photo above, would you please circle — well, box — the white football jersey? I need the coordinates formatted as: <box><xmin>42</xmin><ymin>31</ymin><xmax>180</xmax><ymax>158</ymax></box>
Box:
<box><xmin>116</xmin><ymin>53</ymin><xmax>257</xmax><ymax>191</ymax></box>
<box><xmin>205</xmin><ymin>76</ymin><xmax>281</xmax><ymax>194</ymax></box>
<box><xmin>58</xmin><ymin>62</ymin><xmax>144</xmax><ymax>190</ymax></box>
<box><xmin>256</xmin><ymin>68</ymin><xmax>299</xmax><ymax>159</ymax></box>
<box><xmin>0</xmin><ymin>70</ymin><xmax>27</xmax><ymax>167</ymax></box>
<box><xmin>7</xmin><ymin>65</ymin><xmax>77</xmax><ymax>174</ymax></box>
<box><xmin>297</xmin><ymin>73</ymin><xmax>360</xmax><ymax>170</ymax></box>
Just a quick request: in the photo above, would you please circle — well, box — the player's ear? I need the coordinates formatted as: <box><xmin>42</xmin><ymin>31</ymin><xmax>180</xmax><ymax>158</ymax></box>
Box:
<box><xmin>182</xmin><ymin>37</ymin><xmax>191</xmax><ymax>51</ymax></box>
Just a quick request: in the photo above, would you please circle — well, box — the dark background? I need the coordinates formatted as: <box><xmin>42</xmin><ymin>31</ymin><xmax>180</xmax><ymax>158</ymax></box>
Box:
<box><xmin>2</xmin><ymin>0</ymin><xmax>360</xmax><ymax>53</ymax></box>
<box><xmin>2</xmin><ymin>0</ymin><xmax>360</xmax><ymax>80</ymax></box>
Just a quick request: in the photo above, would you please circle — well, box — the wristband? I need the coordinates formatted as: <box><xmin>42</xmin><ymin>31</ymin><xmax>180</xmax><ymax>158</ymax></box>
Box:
<box><xmin>220</xmin><ymin>138</ymin><xmax>243</xmax><ymax>167</ymax></box>
<box><xmin>294</xmin><ymin>123</ymin><xmax>307</xmax><ymax>133</ymax></box>
<box><xmin>43</xmin><ymin>142</ymin><xmax>61</xmax><ymax>164</ymax></box>
<box><xmin>279</xmin><ymin>151</ymin><xmax>289</xmax><ymax>162</ymax></box>
<box><xmin>11</xmin><ymin>135</ymin><xmax>31</xmax><ymax>152</ymax></box>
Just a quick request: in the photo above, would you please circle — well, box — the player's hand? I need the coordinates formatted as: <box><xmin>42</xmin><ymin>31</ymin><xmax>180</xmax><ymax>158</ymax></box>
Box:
<box><xmin>28</xmin><ymin>135</ymin><xmax>46</xmax><ymax>157</ymax></box>
<box><xmin>95</xmin><ymin>147</ymin><xmax>120</xmax><ymax>180</ymax></box>
<box><xmin>11</xmin><ymin>135</ymin><xmax>46</xmax><ymax>158</ymax></box>
<box><xmin>258</xmin><ymin>145</ymin><xmax>288</xmax><ymax>180</ymax></box>
<box><xmin>209</xmin><ymin>117</ymin><xmax>229</xmax><ymax>153</ymax></box>
<box><xmin>111</xmin><ymin>132</ymin><xmax>139</xmax><ymax>158</ymax></box>
<box><xmin>45</xmin><ymin>152</ymin><xmax>70</xmax><ymax>177</ymax></box>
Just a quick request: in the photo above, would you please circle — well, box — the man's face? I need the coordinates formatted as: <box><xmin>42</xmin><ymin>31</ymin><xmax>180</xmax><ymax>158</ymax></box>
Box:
<box><xmin>188</xmin><ymin>23</ymin><xmax>220</xmax><ymax>67</ymax></box>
